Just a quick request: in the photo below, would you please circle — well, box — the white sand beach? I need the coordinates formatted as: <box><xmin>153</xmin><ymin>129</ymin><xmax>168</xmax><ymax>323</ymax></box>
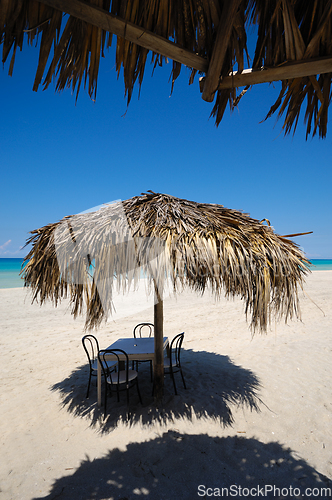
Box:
<box><xmin>0</xmin><ymin>271</ymin><xmax>331</xmax><ymax>500</ymax></box>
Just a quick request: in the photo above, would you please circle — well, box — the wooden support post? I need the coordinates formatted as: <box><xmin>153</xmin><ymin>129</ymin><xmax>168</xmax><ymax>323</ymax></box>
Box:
<box><xmin>199</xmin><ymin>56</ymin><xmax>332</xmax><ymax>91</ymax></box>
<box><xmin>202</xmin><ymin>0</ymin><xmax>242</xmax><ymax>102</ymax></box>
<box><xmin>153</xmin><ymin>284</ymin><xmax>164</xmax><ymax>403</ymax></box>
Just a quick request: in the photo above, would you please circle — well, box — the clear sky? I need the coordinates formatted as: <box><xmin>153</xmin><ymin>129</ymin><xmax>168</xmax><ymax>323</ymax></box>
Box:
<box><xmin>1</xmin><ymin>39</ymin><xmax>331</xmax><ymax>259</ymax></box>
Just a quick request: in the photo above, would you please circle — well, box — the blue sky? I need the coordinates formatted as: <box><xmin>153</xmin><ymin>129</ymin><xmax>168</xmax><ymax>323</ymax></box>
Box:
<box><xmin>1</xmin><ymin>39</ymin><xmax>331</xmax><ymax>259</ymax></box>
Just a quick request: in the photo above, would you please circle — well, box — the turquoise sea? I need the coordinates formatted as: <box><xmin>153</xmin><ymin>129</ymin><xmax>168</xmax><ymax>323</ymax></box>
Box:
<box><xmin>0</xmin><ymin>258</ymin><xmax>331</xmax><ymax>289</ymax></box>
<box><xmin>0</xmin><ymin>258</ymin><xmax>25</xmax><ymax>289</ymax></box>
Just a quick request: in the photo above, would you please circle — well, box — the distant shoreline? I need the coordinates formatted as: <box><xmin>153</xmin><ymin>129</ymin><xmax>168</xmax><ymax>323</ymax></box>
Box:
<box><xmin>1</xmin><ymin>258</ymin><xmax>332</xmax><ymax>290</ymax></box>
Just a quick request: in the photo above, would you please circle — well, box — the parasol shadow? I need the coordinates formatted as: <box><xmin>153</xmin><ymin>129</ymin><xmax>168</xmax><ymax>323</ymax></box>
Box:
<box><xmin>50</xmin><ymin>348</ymin><xmax>263</xmax><ymax>433</ymax></box>
<box><xmin>32</xmin><ymin>431</ymin><xmax>331</xmax><ymax>500</ymax></box>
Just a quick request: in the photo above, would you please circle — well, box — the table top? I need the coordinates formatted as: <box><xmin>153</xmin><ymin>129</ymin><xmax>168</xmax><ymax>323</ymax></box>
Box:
<box><xmin>104</xmin><ymin>337</ymin><xmax>169</xmax><ymax>357</ymax></box>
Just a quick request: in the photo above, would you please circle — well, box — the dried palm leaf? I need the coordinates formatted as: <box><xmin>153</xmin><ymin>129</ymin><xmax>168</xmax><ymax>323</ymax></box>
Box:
<box><xmin>21</xmin><ymin>191</ymin><xmax>310</xmax><ymax>333</ymax></box>
<box><xmin>1</xmin><ymin>0</ymin><xmax>331</xmax><ymax>137</ymax></box>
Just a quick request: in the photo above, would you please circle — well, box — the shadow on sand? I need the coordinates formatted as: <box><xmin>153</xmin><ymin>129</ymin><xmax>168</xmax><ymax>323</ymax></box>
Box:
<box><xmin>51</xmin><ymin>349</ymin><xmax>262</xmax><ymax>432</ymax></box>
<box><xmin>33</xmin><ymin>431</ymin><xmax>331</xmax><ymax>500</ymax></box>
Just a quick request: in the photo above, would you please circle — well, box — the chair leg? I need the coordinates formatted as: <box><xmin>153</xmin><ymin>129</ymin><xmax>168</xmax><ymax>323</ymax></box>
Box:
<box><xmin>180</xmin><ymin>368</ymin><xmax>187</xmax><ymax>389</ymax></box>
<box><xmin>86</xmin><ymin>371</ymin><xmax>92</xmax><ymax>398</ymax></box>
<box><xmin>126</xmin><ymin>386</ymin><xmax>130</xmax><ymax>407</ymax></box>
<box><xmin>170</xmin><ymin>367</ymin><xmax>178</xmax><ymax>395</ymax></box>
<box><xmin>104</xmin><ymin>385</ymin><xmax>108</xmax><ymax>417</ymax></box>
<box><xmin>149</xmin><ymin>361</ymin><xmax>153</xmax><ymax>382</ymax></box>
<box><xmin>136</xmin><ymin>380</ymin><xmax>142</xmax><ymax>404</ymax></box>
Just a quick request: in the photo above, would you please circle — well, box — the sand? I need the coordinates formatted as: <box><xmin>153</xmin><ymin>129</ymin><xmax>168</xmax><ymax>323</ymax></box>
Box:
<box><xmin>0</xmin><ymin>272</ymin><xmax>331</xmax><ymax>500</ymax></box>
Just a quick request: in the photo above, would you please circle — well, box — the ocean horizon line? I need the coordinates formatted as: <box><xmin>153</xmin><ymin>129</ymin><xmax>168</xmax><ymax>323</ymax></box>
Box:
<box><xmin>1</xmin><ymin>257</ymin><xmax>332</xmax><ymax>289</ymax></box>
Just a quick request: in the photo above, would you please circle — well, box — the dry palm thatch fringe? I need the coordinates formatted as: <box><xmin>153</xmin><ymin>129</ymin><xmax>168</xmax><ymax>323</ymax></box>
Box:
<box><xmin>247</xmin><ymin>0</ymin><xmax>332</xmax><ymax>138</ymax></box>
<box><xmin>21</xmin><ymin>192</ymin><xmax>310</xmax><ymax>333</ymax></box>
<box><xmin>1</xmin><ymin>0</ymin><xmax>331</xmax><ymax>137</ymax></box>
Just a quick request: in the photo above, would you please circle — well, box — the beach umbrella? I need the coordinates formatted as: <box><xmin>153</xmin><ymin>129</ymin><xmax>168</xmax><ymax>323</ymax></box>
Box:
<box><xmin>21</xmin><ymin>191</ymin><xmax>310</xmax><ymax>399</ymax></box>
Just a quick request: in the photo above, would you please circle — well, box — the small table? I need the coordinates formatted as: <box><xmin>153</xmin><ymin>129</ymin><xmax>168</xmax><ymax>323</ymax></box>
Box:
<box><xmin>97</xmin><ymin>336</ymin><xmax>169</xmax><ymax>407</ymax></box>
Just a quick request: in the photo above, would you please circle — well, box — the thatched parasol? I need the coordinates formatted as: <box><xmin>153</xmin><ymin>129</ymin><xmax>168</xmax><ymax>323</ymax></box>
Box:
<box><xmin>22</xmin><ymin>191</ymin><xmax>310</xmax><ymax>399</ymax></box>
<box><xmin>1</xmin><ymin>0</ymin><xmax>332</xmax><ymax>138</ymax></box>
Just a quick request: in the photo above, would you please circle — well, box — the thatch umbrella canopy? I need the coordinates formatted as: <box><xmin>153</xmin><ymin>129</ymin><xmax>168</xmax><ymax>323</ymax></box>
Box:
<box><xmin>1</xmin><ymin>0</ymin><xmax>332</xmax><ymax>138</ymax></box>
<box><xmin>21</xmin><ymin>191</ymin><xmax>310</xmax><ymax>399</ymax></box>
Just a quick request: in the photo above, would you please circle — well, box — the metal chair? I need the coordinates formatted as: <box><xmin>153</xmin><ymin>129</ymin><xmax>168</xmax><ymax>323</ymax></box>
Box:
<box><xmin>133</xmin><ymin>323</ymin><xmax>154</xmax><ymax>381</ymax></box>
<box><xmin>82</xmin><ymin>334</ymin><xmax>116</xmax><ymax>398</ymax></box>
<box><xmin>98</xmin><ymin>349</ymin><xmax>142</xmax><ymax>416</ymax></box>
<box><xmin>164</xmin><ymin>332</ymin><xmax>186</xmax><ymax>395</ymax></box>
<box><xmin>133</xmin><ymin>323</ymin><xmax>154</xmax><ymax>338</ymax></box>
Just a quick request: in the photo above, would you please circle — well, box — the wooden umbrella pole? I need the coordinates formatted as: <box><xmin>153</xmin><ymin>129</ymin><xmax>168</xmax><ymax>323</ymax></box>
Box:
<box><xmin>154</xmin><ymin>282</ymin><xmax>164</xmax><ymax>402</ymax></box>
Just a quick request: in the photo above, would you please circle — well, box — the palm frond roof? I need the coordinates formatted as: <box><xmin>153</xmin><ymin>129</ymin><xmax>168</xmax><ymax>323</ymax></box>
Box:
<box><xmin>21</xmin><ymin>191</ymin><xmax>310</xmax><ymax>332</ymax></box>
<box><xmin>1</xmin><ymin>0</ymin><xmax>332</xmax><ymax>138</ymax></box>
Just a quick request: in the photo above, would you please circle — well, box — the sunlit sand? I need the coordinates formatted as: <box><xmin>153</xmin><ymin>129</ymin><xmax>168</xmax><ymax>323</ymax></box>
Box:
<box><xmin>0</xmin><ymin>272</ymin><xmax>331</xmax><ymax>499</ymax></box>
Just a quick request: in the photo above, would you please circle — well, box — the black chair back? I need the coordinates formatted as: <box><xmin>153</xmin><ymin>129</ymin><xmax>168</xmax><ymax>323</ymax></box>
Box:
<box><xmin>98</xmin><ymin>348</ymin><xmax>142</xmax><ymax>413</ymax></box>
<box><xmin>100</xmin><ymin>349</ymin><xmax>129</xmax><ymax>386</ymax></box>
<box><xmin>170</xmin><ymin>332</ymin><xmax>184</xmax><ymax>368</ymax></box>
<box><xmin>164</xmin><ymin>332</ymin><xmax>186</xmax><ymax>395</ymax></box>
<box><xmin>82</xmin><ymin>334</ymin><xmax>101</xmax><ymax>398</ymax></box>
<box><xmin>82</xmin><ymin>334</ymin><xmax>99</xmax><ymax>370</ymax></box>
<box><xmin>133</xmin><ymin>323</ymin><xmax>154</xmax><ymax>338</ymax></box>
